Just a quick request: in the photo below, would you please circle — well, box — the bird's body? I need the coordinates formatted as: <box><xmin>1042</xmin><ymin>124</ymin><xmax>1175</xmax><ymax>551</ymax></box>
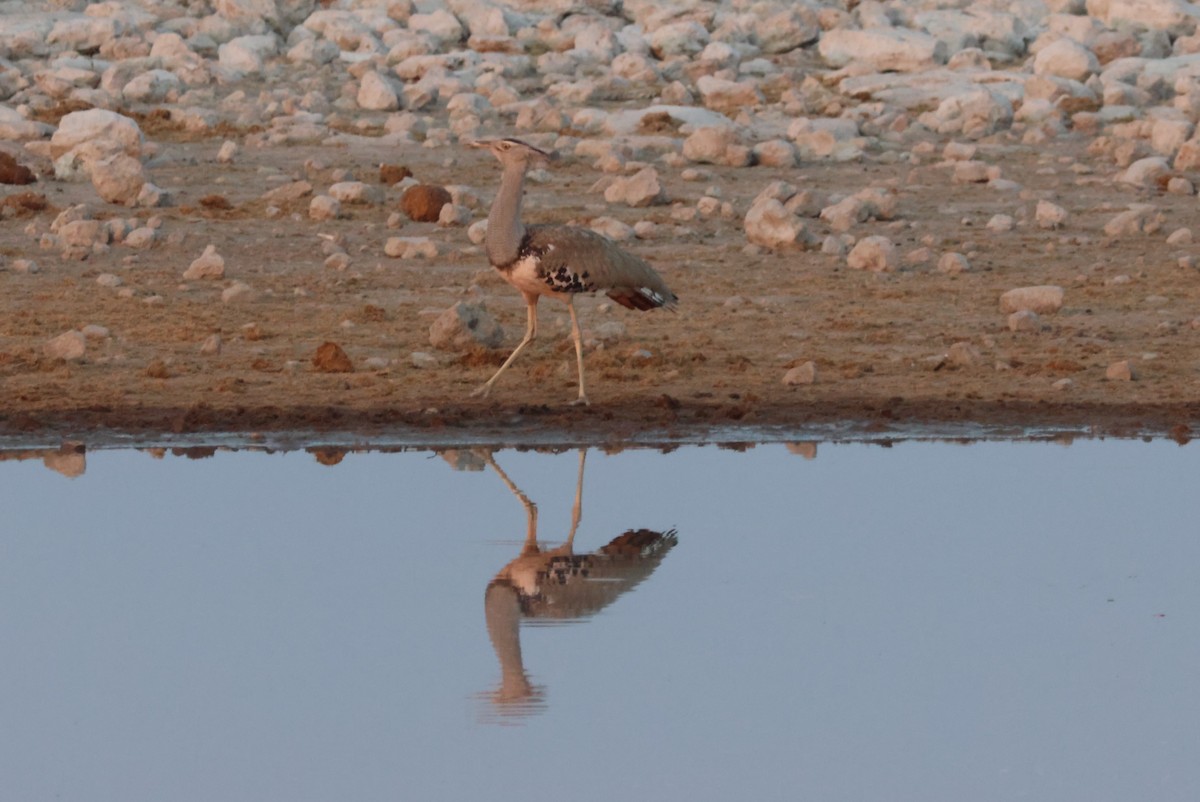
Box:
<box><xmin>470</xmin><ymin>137</ymin><xmax>677</xmax><ymax>405</ymax></box>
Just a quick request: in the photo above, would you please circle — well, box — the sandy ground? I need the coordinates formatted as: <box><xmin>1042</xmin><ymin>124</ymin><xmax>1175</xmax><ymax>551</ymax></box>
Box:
<box><xmin>3</xmin><ymin>118</ymin><xmax>1200</xmax><ymax>447</ymax></box>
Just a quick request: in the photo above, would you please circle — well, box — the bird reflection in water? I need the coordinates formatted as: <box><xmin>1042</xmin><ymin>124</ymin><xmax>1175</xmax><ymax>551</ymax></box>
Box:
<box><xmin>464</xmin><ymin>448</ymin><xmax>676</xmax><ymax>722</ymax></box>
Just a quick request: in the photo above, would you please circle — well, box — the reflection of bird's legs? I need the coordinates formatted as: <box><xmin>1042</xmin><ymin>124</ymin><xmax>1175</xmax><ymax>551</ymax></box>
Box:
<box><xmin>473</xmin><ymin>293</ymin><xmax>539</xmax><ymax>399</ymax></box>
<box><xmin>565</xmin><ymin>448</ymin><xmax>586</xmax><ymax>549</ymax></box>
<box><xmin>566</xmin><ymin>298</ymin><xmax>589</xmax><ymax>407</ymax></box>
<box><xmin>482</xmin><ymin>451</ymin><xmax>540</xmax><ymax>553</ymax></box>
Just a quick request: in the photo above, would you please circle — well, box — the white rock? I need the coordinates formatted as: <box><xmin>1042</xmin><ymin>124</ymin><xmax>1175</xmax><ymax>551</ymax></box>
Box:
<box><xmin>122</xmin><ymin>70</ymin><xmax>182</xmax><ymax>104</ymax></box>
<box><xmin>309</xmin><ymin>195</ymin><xmax>341</xmax><ymax>221</ymax></box>
<box><xmin>846</xmin><ymin>236</ymin><xmax>899</xmax><ymax>272</ymax></box>
<box><xmin>183</xmin><ymin>245</ymin><xmax>226</xmax><ymax>280</ymax></box>
<box><xmin>695</xmin><ymin>75</ymin><xmax>764</xmax><ymax>113</ymax></box>
<box><xmin>1033</xmin><ymin>38</ymin><xmax>1100</xmax><ymax>82</ymax></box>
<box><xmin>1036</xmin><ymin>200</ymin><xmax>1069</xmax><ymax>229</ymax></box>
<box><xmin>649</xmin><ymin>20</ymin><xmax>709</xmax><ymax>58</ymax></box>
<box><xmin>947</xmin><ymin>342</ymin><xmax>982</xmax><ymax>367</ymax></box>
<box><xmin>819</xmin><ymin>197</ymin><xmax>869</xmax><ymax>232</ymax></box>
<box><xmin>918</xmin><ymin>87</ymin><xmax>1014</xmax><ymax>139</ymax></box>
<box><xmin>589</xmin><ymin>217</ymin><xmax>635</xmax><ymax>241</ymax></box>
<box><xmin>937</xmin><ymin>252</ymin><xmax>971</xmax><ymax>273</ymax></box>
<box><xmin>50</xmin><ymin>109</ymin><xmax>143</xmax><ymax>161</ymax></box>
<box><xmin>987</xmin><ymin>214</ymin><xmax>1015</xmax><ymax>231</ymax></box>
<box><xmin>1086</xmin><ymin>0</ymin><xmax>1200</xmax><ymax>36</ymax></box>
<box><xmin>437</xmin><ymin>203</ymin><xmax>471</xmax><ymax>227</ymax></box>
<box><xmin>90</xmin><ymin>154</ymin><xmax>146</xmax><ymax>206</ymax></box>
<box><xmin>1166</xmin><ymin>227</ymin><xmax>1192</xmax><ymax>244</ymax></box>
<box><xmin>137</xmin><ymin>183</ymin><xmax>172</xmax><ymax>208</ymax></box>
<box><xmin>788</xmin><ymin>118</ymin><xmax>863</xmax><ymax>161</ymax></box>
<box><xmin>429</xmin><ymin>301</ymin><xmax>504</xmax><ymax>351</ymax></box>
<box><xmin>1117</xmin><ymin>157</ymin><xmax>1170</xmax><ymax>187</ymax></box>
<box><xmin>357</xmin><ymin>70</ymin><xmax>400</xmax><ymax>111</ymax></box>
<box><xmin>782</xmin><ymin>361</ymin><xmax>818</xmax><ymax>385</ymax></box>
<box><xmin>216</xmin><ymin>140</ymin><xmax>239</xmax><ymax>164</ymax></box>
<box><xmin>221</xmin><ymin>281</ymin><xmax>257</xmax><ymax>303</ymax></box>
<box><xmin>328</xmin><ymin>181</ymin><xmax>383</xmax><ymax>205</ymax></box>
<box><xmin>752</xmin><ymin>139</ymin><xmax>797</xmax><ymax>168</ymax></box>
<box><xmin>999</xmin><ymin>285</ymin><xmax>1064</xmax><ymax>314</ymax></box>
<box><xmin>58</xmin><ymin>219</ymin><xmax>107</xmax><ymax>248</ymax></box>
<box><xmin>125</xmin><ymin>227</ymin><xmax>156</xmax><ymax>249</ymax></box>
<box><xmin>604</xmin><ymin>167</ymin><xmax>667</xmax><ymax>207</ymax></box>
<box><xmin>218</xmin><ymin>34</ymin><xmax>278</xmax><ymax>73</ymax></box>
<box><xmin>1105</xmin><ymin>359</ymin><xmax>1138</xmax><ymax>381</ymax></box>
<box><xmin>45</xmin><ymin>331</ymin><xmax>86</xmax><ymax>361</ymax></box>
<box><xmin>385</xmin><ymin>237</ymin><xmax>439</xmax><ymax>259</ymax></box>
<box><xmin>81</xmin><ymin>324</ymin><xmax>109</xmax><ymax>340</ymax></box>
<box><xmin>467</xmin><ymin>219</ymin><xmax>488</xmax><ymax>245</ymax></box>
<box><xmin>818</xmin><ymin>28</ymin><xmax>946</xmax><ymax>72</ymax></box>
<box><xmin>681</xmin><ymin>126</ymin><xmax>751</xmax><ymax>167</ymax></box>
<box><xmin>1008</xmin><ymin>310</ymin><xmax>1044</xmax><ymax>331</ymax></box>
<box><xmin>755</xmin><ymin>6</ymin><xmax>820</xmax><ymax>54</ymax></box>
<box><xmin>408</xmin><ymin>10</ymin><xmax>464</xmax><ymax>47</ymax></box>
<box><xmin>200</xmin><ymin>334</ymin><xmax>222</xmax><ymax>355</ymax></box>
<box><xmin>96</xmin><ymin>273</ymin><xmax>122</xmax><ymax>288</ymax></box>
<box><xmin>744</xmin><ymin>198</ymin><xmax>811</xmax><ymax>250</ymax></box>
<box><xmin>1104</xmin><ymin>205</ymin><xmax>1164</xmax><ymax>236</ymax></box>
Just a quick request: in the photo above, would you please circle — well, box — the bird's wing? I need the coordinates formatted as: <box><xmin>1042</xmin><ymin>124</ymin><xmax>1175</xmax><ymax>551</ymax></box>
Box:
<box><xmin>526</xmin><ymin>225</ymin><xmax>678</xmax><ymax>310</ymax></box>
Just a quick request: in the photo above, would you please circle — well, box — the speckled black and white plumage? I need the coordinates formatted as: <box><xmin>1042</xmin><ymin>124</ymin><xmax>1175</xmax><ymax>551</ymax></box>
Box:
<box><xmin>469</xmin><ymin>136</ymin><xmax>678</xmax><ymax>403</ymax></box>
<box><xmin>497</xmin><ymin>225</ymin><xmax>677</xmax><ymax>310</ymax></box>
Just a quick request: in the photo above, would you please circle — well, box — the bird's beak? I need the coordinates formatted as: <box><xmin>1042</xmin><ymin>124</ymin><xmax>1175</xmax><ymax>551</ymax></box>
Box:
<box><xmin>469</xmin><ymin>139</ymin><xmax>493</xmax><ymax>149</ymax></box>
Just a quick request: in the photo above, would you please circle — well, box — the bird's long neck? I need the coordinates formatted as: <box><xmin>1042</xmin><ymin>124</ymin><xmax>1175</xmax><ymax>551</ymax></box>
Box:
<box><xmin>486</xmin><ymin>162</ymin><xmax>528</xmax><ymax>267</ymax></box>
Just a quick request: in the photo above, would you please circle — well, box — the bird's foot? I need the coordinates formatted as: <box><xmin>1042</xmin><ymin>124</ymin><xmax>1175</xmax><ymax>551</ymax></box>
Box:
<box><xmin>470</xmin><ymin>383</ymin><xmax>493</xmax><ymax>399</ymax></box>
<box><xmin>570</xmin><ymin>395</ymin><xmax>590</xmax><ymax>407</ymax></box>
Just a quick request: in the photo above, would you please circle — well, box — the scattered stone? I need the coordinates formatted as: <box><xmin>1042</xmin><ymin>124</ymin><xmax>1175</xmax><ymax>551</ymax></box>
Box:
<box><xmin>1008</xmin><ymin>310</ymin><xmax>1044</xmax><ymax>332</ymax></box>
<box><xmin>380</xmin><ymin>164</ymin><xmax>412</xmax><ymax>184</ymax></box>
<box><xmin>782</xmin><ymin>361</ymin><xmax>818</xmax><ymax>385</ymax></box>
<box><xmin>429</xmin><ymin>301</ymin><xmax>504</xmax><ymax>350</ymax></box>
<box><xmin>946</xmin><ymin>341</ymin><xmax>982</xmax><ymax>367</ymax></box>
<box><xmin>604</xmin><ymin>167</ymin><xmax>667</xmax><ymax>207</ymax></box>
<box><xmin>384</xmin><ymin>236</ymin><xmax>439</xmax><ymax>259</ymax></box>
<box><xmin>44</xmin><ymin>330</ymin><xmax>86</xmax><ymax>361</ymax></box>
<box><xmin>1106</xmin><ymin>360</ymin><xmax>1137</xmax><ymax>381</ymax></box>
<box><xmin>200</xmin><ymin>334</ymin><xmax>222</xmax><ymax>355</ymax></box>
<box><xmin>401</xmin><ymin>184</ymin><xmax>452</xmax><ymax>222</ymax></box>
<box><xmin>90</xmin><ymin>154</ymin><xmax>146</xmax><ymax>206</ymax></box>
<box><xmin>49</xmin><ymin>109</ymin><xmax>143</xmax><ymax>162</ymax></box>
<box><xmin>221</xmin><ymin>281</ymin><xmax>257</xmax><ymax>303</ymax></box>
<box><xmin>744</xmin><ymin>198</ymin><xmax>811</xmax><ymax>250</ymax></box>
<box><xmin>987</xmin><ymin>214</ymin><xmax>1015</xmax><ymax>232</ymax></box>
<box><xmin>1104</xmin><ymin>205</ymin><xmax>1164</xmax><ymax>237</ymax></box>
<box><xmin>125</xmin><ymin>227</ymin><xmax>156</xmax><ymax>249</ymax></box>
<box><xmin>358</xmin><ymin>70</ymin><xmax>401</xmax><ymax>111</ymax></box>
<box><xmin>313</xmin><ymin>341</ymin><xmax>354</xmax><ymax>373</ymax></box>
<box><xmin>80</xmin><ymin>324</ymin><xmax>109</xmax><ymax>339</ymax></box>
<box><xmin>1117</xmin><ymin>157</ymin><xmax>1170</xmax><ymax>188</ymax></box>
<box><xmin>818</xmin><ymin>28</ymin><xmax>946</xmax><ymax>72</ymax></box>
<box><xmin>96</xmin><ymin>273</ymin><xmax>122</xmax><ymax>288</ymax></box>
<box><xmin>309</xmin><ymin>195</ymin><xmax>341</xmax><ymax>221</ymax></box>
<box><xmin>846</xmin><ymin>236</ymin><xmax>899</xmax><ymax>272</ymax></box>
<box><xmin>999</xmin><ymin>285</ymin><xmax>1064</xmax><ymax>314</ymax></box>
<box><xmin>410</xmin><ymin>351</ymin><xmax>439</xmax><ymax>369</ymax></box>
<box><xmin>216</xmin><ymin>141</ymin><xmax>238</xmax><ymax>164</ymax></box>
<box><xmin>1036</xmin><ymin>200</ymin><xmax>1069</xmax><ymax>229</ymax></box>
<box><xmin>1052</xmin><ymin>378</ymin><xmax>1074</xmax><ymax>390</ymax></box>
<box><xmin>937</xmin><ymin>252</ymin><xmax>970</xmax><ymax>274</ymax></box>
<box><xmin>145</xmin><ymin>359</ymin><xmax>171</xmax><ymax>379</ymax></box>
<box><xmin>183</xmin><ymin>245</ymin><xmax>226</xmax><ymax>280</ymax></box>
<box><xmin>260</xmin><ymin>181</ymin><xmax>312</xmax><ymax>204</ymax></box>
<box><xmin>329</xmin><ymin>182</ymin><xmax>384</xmax><ymax>205</ymax></box>
<box><xmin>1166</xmin><ymin>228</ymin><xmax>1192</xmax><ymax>245</ymax></box>
<box><xmin>437</xmin><ymin>203</ymin><xmax>472</xmax><ymax>227</ymax></box>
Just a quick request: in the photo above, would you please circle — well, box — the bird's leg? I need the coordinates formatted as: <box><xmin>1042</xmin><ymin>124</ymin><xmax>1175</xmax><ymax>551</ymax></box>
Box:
<box><xmin>482</xmin><ymin>451</ymin><xmax>541</xmax><ymax>553</ymax></box>
<box><xmin>472</xmin><ymin>294</ymin><xmax>538</xmax><ymax>399</ymax></box>
<box><xmin>566</xmin><ymin>298</ymin><xmax>589</xmax><ymax>406</ymax></box>
<box><xmin>564</xmin><ymin>448</ymin><xmax>586</xmax><ymax>550</ymax></box>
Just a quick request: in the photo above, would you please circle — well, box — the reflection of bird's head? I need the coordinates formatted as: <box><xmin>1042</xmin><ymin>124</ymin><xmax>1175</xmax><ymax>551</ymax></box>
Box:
<box><xmin>471</xmin><ymin>137</ymin><xmax>557</xmax><ymax>169</ymax></box>
<box><xmin>480</xmin><ymin>580</ymin><xmax>545</xmax><ymax>721</ymax></box>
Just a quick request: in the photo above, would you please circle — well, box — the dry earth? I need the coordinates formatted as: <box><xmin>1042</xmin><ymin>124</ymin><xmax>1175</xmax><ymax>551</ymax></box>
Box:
<box><xmin>3</xmin><ymin>118</ymin><xmax>1200</xmax><ymax>445</ymax></box>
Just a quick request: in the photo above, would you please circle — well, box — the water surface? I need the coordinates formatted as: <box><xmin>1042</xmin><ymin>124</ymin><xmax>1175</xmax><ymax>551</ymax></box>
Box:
<box><xmin>2</xmin><ymin>439</ymin><xmax>1198</xmax><ymax>801</ymax></box>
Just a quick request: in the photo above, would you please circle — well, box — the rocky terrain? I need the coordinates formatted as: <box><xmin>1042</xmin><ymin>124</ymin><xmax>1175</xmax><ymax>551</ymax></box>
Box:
<box><xmin>2</xmin><ymin>0</ymin><xmax>1200</xmax><ymax>444</ymax></box>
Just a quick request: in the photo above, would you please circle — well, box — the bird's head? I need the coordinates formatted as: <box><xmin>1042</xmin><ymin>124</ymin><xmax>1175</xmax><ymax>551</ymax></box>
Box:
<box><xmin>471</xmin><ymin>137</ymin><xmax>557</xmax><ymax>169</ymax></box>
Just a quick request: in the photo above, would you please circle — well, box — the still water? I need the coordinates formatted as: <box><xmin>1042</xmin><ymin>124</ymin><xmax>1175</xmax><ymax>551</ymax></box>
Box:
<box><xmin>2</xmin><ymin>438</ymin><xmax>1198</xmax><ymax>801</ymax></box>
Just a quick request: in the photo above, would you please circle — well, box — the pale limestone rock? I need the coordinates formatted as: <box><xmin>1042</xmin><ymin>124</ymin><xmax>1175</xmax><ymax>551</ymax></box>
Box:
<box><xmin>590</xmin><ymin>217</ymin><xmax>635</xmax><ymax>241</ymax></box>
<box><xmin>846</xmin><ymin>236</ymin><xmax>899</xmax><ymax>272</ymax></box>
<box><xmin>218</xmin><ymin>34</ymin><xmax>279</xmax><ymax>73</ymax></box>
<box><xmin>1117</xmin><ymin>157</ymin><xmax>1170</xmax><ymax>187</ymax></box>
<box><xmin>58</xmin><ymin>219</ymin><xmax>107</xmax><ymax>248</ymax></box>
<box><xmin>999</xmin><ymin>285</ymin><xmax>1064</xmax><ymax>314</ymax></box>
<box><xmin>937</xmin><ymin>252</ymin><xmax>970</xmax><ymax>274</ymax></box>
<box><xmin>385</xmin><ymin>236</ymin><xmax>439</xmax><ymax>259</ymax></box>
<box><xmin>788</xmin><ymin>118</ymin><xmax>863</xmax><ymax>161</ymax></box>
<box><xmin>217</xmin><ymin>140</ymin><xmax>239</xmax><ymax>164</ymax></box>
<box><xmin>1036</xmin><ymin>200</ymin><xmax>1069</xmax><ymax>229</ymax></box>
<box><xmin>429</xmin><ymin>301</ymin><xmax>504</xmax><ymax>350</ymax></box>
<box><xmin>45</xmin><ymin>331</ymin><xmax>86</xmax><ymax>361</ymax></box>
<box><xmin>818</xmin><ymin>28</ymin><xmax>946</xmax><ymax>72</ymax></box>
<box><xmin>200</xmin><ymin>334</ymin><xmax>222</xmax><ymax>355</ymax></box>
<box><xmin>358</xmin><ymin>70</ymin><xmax>400</xmax><ymax>111</ymax></box>
<box><xmin>649</xmin><ymin>20</ymin><xmax>709</xmax><ymax>58</ymax></box>
<box><xmin>752</xmin><ymin>140</ymin><xmax>797</xmax><ymax>168</ymax></box>
<box><xmin>309</xmin><ymin>195</ymin><xmax>341</xmax><ymax>220</ymax></box>
<box><xmin>467</xmin><ymin>219</ymin><xmax>488</xmax><ymax>245</ymax></box>
<box><xmin>987</xmin><ymin>214</ymin><xmax>1015</xmax><ymax>231</ymax></box>
<box><xmin>681</xmin><ymin>126</ymin><xmax>751</xmax><ymax>166</ymax></box>
<box><xmin>125</xmin><ymin>227</ymin><xmax>156</xmax><ymax>248</ymax></box>
<box><xmin>328</xmin><ymin>181</ymin><xmax>383</xmax><ymax>205</ymax></box>
<box><xmin>437</xmin><ymin>203</ymin><xmax>471</xmax><ymax>226</ymax></box>
<box><xmin>137</xmin><ymin>183</ymin><xmax>171</xmax><ymax>208</ymax></box>
<box><xmin>1008</xmin><ymin>310</ymin><xmax>1043</xmax><ymax>331</ymax></box>
<box><xmin>1033</xmin><ymin>38</ymin><xmax>1100</xmax><ymax>81</ymax></box>
<box><xmin>184</xmin><ymin>244</ymin><xmax>226</xmax><ymax>280</ymax></box>
<box><xmin>221</xmin><ymin>281</ymin><xmax>258</xmax><ymax>303</ymax></box>
<box><xmin>1104</xmin><ymin>205</ymin><xmax>1164</xmax><ymax>236</ymax></box>
<box><xmin>50</xmin><ymin>109</ymin><xmax>143</xmax><ymax>161</ymax></box>
<box><xmin>695</xmin><ymin>75</ymin><xmax>764</xmax><ymax>113</ymax></box>
<box><xmin>918</xmin><ymin>87</ymin><xmax>1013</xmax><ymax>139</ymax></box>
<box><xmin>782</xmin><ymin>361</ymin><xmax>818</xmax><ymax>385</ymax></box>
<box><xmin>1105</xmin><ymin>359</ymin><xmax>1138</xmax><ymax>380</ymax></box>
<box><xmin>122</xmin><ymin>70</ymin><xmax>182</xmax><ymax>103</ymax></box>
<box><xmin>1086</xmin><ymin>0</ymin><xmax>1200</xmax><ymax>36</ymax></box>
<box><xmin>754</xmin><ymin>6</ymin><xmax>820</xmax><ymax>54</ymax></box>
<box><xmin>947</xmin><ymin>342</ymin><xmax>982</xmax><ymax>368</ymax></box>
<box><xmin>744</xmin><ymin>198</ymin><xmax>811</xmax><ymax>250</ymax></box>
<box><xmin>91</xmin><ymin>154</ymin><xmax>146</xmax><ymax>206</ymax></box>
<box><xmin>604</xmin><ymin>167</ymin><xmax>667</xmax><ymax>207</ymax></box>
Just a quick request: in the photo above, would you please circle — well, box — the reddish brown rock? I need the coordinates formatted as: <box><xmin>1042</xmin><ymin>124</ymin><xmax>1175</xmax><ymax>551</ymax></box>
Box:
<box><xmin>0</xmin><ymin>152</ymin><xmax>36</xmax><ymax>185</ymax></box>
<box><xmin>400</xmin><ymin>184</ymin><xmax>452</xmax><ymax>222</ymax></box>
<box><xmin>379</xmin><ymin>163</ymin><xmax>412</xmax><ymax>184</ymax></box>
<box><xmin>313</xmin><ymin>341</ymin><xmax>354</xmax><ymax>373</ymax></box>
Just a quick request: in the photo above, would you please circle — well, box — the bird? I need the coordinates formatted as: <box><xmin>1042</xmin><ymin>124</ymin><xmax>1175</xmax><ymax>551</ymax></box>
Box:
<box><xmin>469</xmin><ymin>137</ymin><xmax>678</xmax><ymax>406</ymax></box>
<box><xmin>468</xmin><ymin>448</ymin><xmax>678</xmax><ymax>719</ymax></box>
